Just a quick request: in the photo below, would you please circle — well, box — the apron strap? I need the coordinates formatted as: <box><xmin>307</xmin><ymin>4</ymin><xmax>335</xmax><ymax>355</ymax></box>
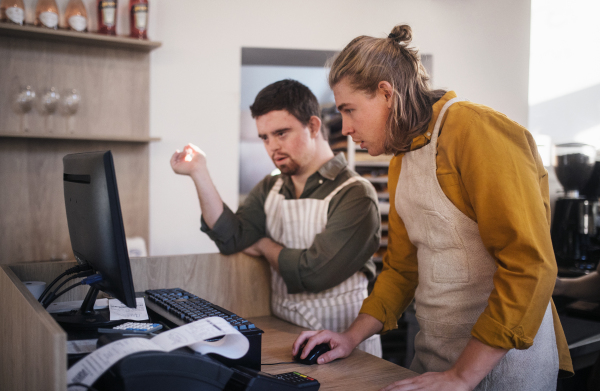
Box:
<box><xmin>264</xmin><ymin>178</ymin><xmax>285</xmax><ymax>239</ymax></box>
<box><xmin>430</xmin><ymin>97</ymin><xmax>468</xmax><ymax>145</ymax></box>
<box><xmin>264</xmin><ymin>177</ymin><xmax>284</xmax><ymax>211</ymax></box>
<box><xmin>323</xmin><ymin>176</ymin><xmax>374</xmax><ymax>203</ymax></box>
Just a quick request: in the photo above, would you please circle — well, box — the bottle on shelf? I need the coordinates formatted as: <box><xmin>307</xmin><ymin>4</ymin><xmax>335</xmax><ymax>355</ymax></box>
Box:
<box><xmin>129</xmin><ymin>0</ymin><xmax>148</xmax><ymax>39</ymax></box>
<box><xmin>65</xmin><ymin>0</ymin><xmax>87</xmax><ymax>32</ymax></box>
<box><xmin>97</xmin><ymin>0</ymin><xmax>117</xmax><ymax>35</ymax></box>
<box><xmin>34</xmin><ymin>0</ymin><xmax>59</xmax><ymax>29</ymax></box>
<box><xmin>0</xmin><ymin>0</ymin><xmax>25</xmax><ymax>25</ymax></box>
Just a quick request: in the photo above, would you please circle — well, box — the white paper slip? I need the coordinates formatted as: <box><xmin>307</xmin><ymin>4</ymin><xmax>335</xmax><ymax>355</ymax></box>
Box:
<box><xmin>47</xmin><ymin>298</ymin><xmax>109</xmax><ymax>314</ymax></box>
<box><xmin>67</xmin><ymin>339</ymin><xmax>98</xmax><ymax>355</ymax></box>
<box><xmin>153</xmin><ymin>317</ymin><xmax>249</xmax><ymax>359</ymax></box>
<box><xmin>66</xmin><ymin>317</ymin><xmax>249</xmax><ymax>391</ymax></box>
<box><xmin>109</xmin><ymin>297</ymin><xmax>149</xmax><ymax>321</ymax></box>
<box><xmin>67</xmin><ymin>338</ymin><xmax>161</xmax><ymax>390</ymax></box>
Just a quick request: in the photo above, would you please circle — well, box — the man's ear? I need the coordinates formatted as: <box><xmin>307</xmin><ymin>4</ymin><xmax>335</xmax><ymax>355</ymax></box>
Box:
<box><xmin>377</xmin><ymin>81</ymin><xmax>394</xmax><ymax>109</ymax></box>
<box><xmin>308</xmin><ymin>116</ymin><xmax>323</xmax><ymax>138</ymax></box>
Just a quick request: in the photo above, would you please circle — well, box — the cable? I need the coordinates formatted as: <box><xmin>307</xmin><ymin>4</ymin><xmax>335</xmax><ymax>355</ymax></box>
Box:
<box><xmin>41</xmin><ymin>270</ymin><xmax>95</xmax><ymax>308</ymax></box>
<box><xmin>38</xmin><ymin>264</ymin><xmax>92</xmax><ymax>304</ymax></box>
<box><xmin>53</xmin><ymin>270</ymin><xmax>94</xmax><ymax>297</ymax></box>
<box><xmin>43</xmin><ymin>282</ymin><xmax>84</xmax><ymax>309</ymax></box>
<box><xmin>42</xmin><ymin>274</ymin><xmax>103</xmax><ymax>309</ymax></box>
<box><xmin>261</xmin><ymin>361</ymin><xmax>296</xmax><ymax>365</ymax></box>
<box><xmin>42</xmin><ymin>282</ymin><xmax>84</xmax><ymax>309</ymax></box>
<box><xmin>38</xmin><ymin>264</ymin><xmax>91</xmax><ymax>303</ymax></box>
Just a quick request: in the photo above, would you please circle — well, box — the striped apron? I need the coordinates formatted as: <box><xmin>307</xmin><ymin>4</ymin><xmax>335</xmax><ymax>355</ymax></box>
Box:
<box><xmin>396</xmin><ymin>97</ymin><xmax>559</xmax><ymax>390</ymax></box>
<box><xmin>265</xmin><ymin>176</ymin><xmax>382</xmax><ymax>357</ymax></box>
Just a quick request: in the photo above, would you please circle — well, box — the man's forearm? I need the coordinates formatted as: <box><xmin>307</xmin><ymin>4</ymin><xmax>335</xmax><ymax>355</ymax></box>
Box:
<box><xmin>256</xmin><ymin>237</ymin><xmax>283</xmax><ymax>272</ymax></box>
<box><xmin>555</xmin><ymin>272</ymin><xmax>600</xmax><ymax>301</ymax></box>
<box><xmin>344</xmin><ymin>313</ymin><xmax>384</xmax><ymax>347</ymax></box>
<box><xmin>191</xmin><ymin>169</ymin><xmax>224</xmax><ymax>229</ymax></box>
<box><xmin>449</xmin><ymin>338</ymin><xmax>508</xmax><ymax>388</ymax></box>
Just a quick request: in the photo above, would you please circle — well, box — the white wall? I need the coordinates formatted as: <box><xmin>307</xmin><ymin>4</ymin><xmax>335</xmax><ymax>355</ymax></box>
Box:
<box><xmin>529</xmin><ymin>0</ymin><xmax>600</xmax><ymax>149</ymax></box>
<box><xmin>148</xmin><ymin>0</ymin><xmax>532</xmax><ymax>256</ymax></box>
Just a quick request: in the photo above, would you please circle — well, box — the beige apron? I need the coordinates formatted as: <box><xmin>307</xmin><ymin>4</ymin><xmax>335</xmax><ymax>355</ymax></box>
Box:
<box><xmin>265</xmin><ymin>176</ymin><xmax>382</xmax><ymax>357</ymax></box>
<box><xmin>396</xmin><ymin>97</ymin><xmax>559</xmax><ymax>390</ymax></box>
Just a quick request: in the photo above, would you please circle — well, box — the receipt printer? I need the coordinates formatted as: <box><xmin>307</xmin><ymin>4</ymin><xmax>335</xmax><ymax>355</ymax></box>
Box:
<box><xmin>93</xmin><ymin>349</ymin><xmax>233</xmax><ymax>391</ymax></box>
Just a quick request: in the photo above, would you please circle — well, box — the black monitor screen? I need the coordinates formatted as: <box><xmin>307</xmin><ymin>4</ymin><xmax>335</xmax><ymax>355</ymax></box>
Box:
<box><xmin>63</xmin><ymin>150</ymin><xmax>136</xmax><ymax>308</ymax></box>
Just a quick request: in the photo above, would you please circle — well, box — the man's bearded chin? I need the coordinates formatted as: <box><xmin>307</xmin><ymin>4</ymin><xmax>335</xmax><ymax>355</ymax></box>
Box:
<box><xmin>275</xmin><ymin>158</ymin><xmax>299</xmax><ymax>176</ymax></box>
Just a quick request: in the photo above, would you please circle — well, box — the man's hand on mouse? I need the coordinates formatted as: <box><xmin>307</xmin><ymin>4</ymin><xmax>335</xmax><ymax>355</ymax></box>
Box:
<box><xmin>292</xmin><ymin>329</ymin><xmax>358</xmax><ymax>365</ymax></box>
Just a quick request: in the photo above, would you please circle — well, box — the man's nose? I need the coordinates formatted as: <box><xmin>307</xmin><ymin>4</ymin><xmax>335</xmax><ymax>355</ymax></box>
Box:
<box><xmin>266</xmin><ymin>137</ymin><xmax>280</xmax><ymax>153</ymax></box>
<box><xmin>341</xmin><ymin>120</ymin><xmax>353</xmax><ymax>136</ymax></box>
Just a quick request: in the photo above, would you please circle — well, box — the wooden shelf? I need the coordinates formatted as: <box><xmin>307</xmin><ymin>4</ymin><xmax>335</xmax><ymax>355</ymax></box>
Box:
<box><xmin>0</xmin><ymin>132</ymin><xmax>160</xmax><ymax>143</ymax></box>
<box><xmin>0</xmin><ymin>23</ymin><xmax>161</xmax><ymax>51</ymax></box>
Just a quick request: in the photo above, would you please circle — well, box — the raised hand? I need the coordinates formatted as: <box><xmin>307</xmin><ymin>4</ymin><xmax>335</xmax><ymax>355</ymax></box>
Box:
<box><xmin>170</xmin><ymin>143</ymin><xmax>207</xmax><ymax>176</ymax></box>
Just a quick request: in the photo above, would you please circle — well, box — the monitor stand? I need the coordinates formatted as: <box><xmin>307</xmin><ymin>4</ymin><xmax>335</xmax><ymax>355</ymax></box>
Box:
<box><xmin>52</xmin><ymin>286</ymin><xmax>123</xmax><ymax>330</ymax></box>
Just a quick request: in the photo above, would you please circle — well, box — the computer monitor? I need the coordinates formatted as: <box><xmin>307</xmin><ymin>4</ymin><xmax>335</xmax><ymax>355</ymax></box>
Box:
<box><xmin>53</xmin><ymin>150</ymin><xmax>136</xmax><ymax>329</ymax></box>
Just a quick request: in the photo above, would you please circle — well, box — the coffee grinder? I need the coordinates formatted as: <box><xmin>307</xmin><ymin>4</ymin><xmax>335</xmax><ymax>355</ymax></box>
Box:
<box><xmin>551</xmin><ymin>143</ymin><xmax>600</xmax><ymax>275</ymax></box>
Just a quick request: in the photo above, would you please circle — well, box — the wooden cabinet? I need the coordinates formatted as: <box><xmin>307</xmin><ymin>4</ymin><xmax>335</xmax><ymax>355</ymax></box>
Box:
<box><xmin>0</xmin><ymin>23</ymin><xmax>160</xmax><ymax>264</ymax></box>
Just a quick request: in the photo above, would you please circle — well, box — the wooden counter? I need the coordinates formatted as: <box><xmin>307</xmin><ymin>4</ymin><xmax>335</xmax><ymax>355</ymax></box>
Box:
<box><xmin>253</xmin><ymin>315</ymin><xmax>416</xmax><ymax>390</ymax></box>
<box><xmin>1</xmin><ymin>253</ymin><xmax>416</xmax><ymax>391</ymax></box>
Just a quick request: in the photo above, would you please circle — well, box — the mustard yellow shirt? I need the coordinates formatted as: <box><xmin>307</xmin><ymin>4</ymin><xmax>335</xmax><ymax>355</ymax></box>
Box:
<box><xmin>360</xmin><ymin>91</ymin><xmax>573</xmax><ymax>376</ymax></box>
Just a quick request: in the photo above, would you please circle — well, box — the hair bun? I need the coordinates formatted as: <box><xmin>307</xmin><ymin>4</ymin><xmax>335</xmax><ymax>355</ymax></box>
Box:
<box><xmin>388</xmin><ymin>24</ymin><xmax>412</xmax><ymax>45</ymax></box>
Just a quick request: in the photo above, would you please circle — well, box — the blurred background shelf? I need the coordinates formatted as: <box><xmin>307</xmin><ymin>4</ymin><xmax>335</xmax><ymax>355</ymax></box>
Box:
<box><xmin>0</xmin><ymin>132</ymin><xmax>160</xmax><ymax>143</ymax></box>
<box><xmin>0</xmin><ymin>23</ymin><xmax>161</xmax><ymax>51</ymax></box>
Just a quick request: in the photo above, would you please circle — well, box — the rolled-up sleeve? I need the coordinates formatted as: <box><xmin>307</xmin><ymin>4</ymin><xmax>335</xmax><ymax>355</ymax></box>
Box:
<box><xmin>200</xmin><ymin>178</ymin><xmax>270</xmax><ymax>255</ymax></box>
<box><xmin>278</xmin><ymin>182</ymin><xmax>380</xmax><ymax>294</ymax></box>
<box><xmin>455</xmin><ymin>108</ymin><xmax>557</xmax><ymax>350</ymax></box>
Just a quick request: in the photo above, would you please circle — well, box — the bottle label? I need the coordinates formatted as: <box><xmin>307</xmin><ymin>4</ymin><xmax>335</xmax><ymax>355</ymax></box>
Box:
<box><xmin>132</xmin><ymin>4</ymin><xmax>148</xmax><ymax>30</ymax></box>
<box><xmin>6</xmin><ymin>6</ymin><xmax>24</xmax><ymax>25</ymax></box>
<box><xmin>40</xmin><ymin>11</ymin><xmax>58</xmax><ymax>28</ymax></box>
<box><xmin>68</xmin><ymin>15</ymin><xmax>87</xmax><ymax>32</ymax></box>
<box><xmin>99</xmin><ymin>1</ymin><xmax>116</xmax><ymax>26</ymax></box>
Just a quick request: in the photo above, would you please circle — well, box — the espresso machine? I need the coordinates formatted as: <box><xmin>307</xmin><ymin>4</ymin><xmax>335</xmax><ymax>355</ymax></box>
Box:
<box><xmin>551</xmin><ymin>143</ymin><xmax>600</xmax><ymax>276</ymax></box>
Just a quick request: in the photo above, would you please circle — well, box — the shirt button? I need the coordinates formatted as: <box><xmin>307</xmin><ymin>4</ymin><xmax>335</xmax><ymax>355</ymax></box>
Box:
<box><xmin>426</xmin><ymin>132</ymin><xmax>431</xmax><ymax>137</ymax></box>
<box><xmin>319</xmin><ymin>179</ymin><xmax>323</xmax><ymax>184</ymax></box>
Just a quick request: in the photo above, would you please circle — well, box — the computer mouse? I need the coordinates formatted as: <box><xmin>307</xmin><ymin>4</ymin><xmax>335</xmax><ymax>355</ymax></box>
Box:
<box><xmin>294</xmin><ymin>343</ymin><xmax>331</xmax><ymax>365</ymax></box>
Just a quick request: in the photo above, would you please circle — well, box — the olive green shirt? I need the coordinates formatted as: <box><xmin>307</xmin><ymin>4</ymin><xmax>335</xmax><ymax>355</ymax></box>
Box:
<box><xmin>201</xmin><ymin>153</ymin><xmax>380</xmax><ymax>294</ymax></box>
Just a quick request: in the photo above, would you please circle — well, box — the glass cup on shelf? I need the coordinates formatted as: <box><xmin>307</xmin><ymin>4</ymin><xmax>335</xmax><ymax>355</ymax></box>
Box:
<box><xmin>62</xmin><ymin>88</ymin><xmax>81</xmax><ymax>135</ymax></box>
<box><xmin>40</xmin><ymin>87</ymin><xmax>60</xmax><ymax>134</ymax></box>
<box><xmin>62</xmin><ymin>88</ymin><xmax>80</xmax><ymax>115</ymax></box>
<box><xmin>15</xmin><ymin>85</ymin><xmax>35</xmax><ymax>113</ymax></box>
<box><xmin>41</xmin><ymin>87</ymin><xmax>60</xmax><ymax>114</ymax></box>
<box><xmin>12</xmin><ymin>85</ymin><xmax>35</xmax><ymax>133</ymax></box>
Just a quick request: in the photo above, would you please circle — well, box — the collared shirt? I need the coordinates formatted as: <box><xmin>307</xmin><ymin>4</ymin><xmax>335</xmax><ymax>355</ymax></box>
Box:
<box><xmin>359</xmin><ymin>91</ymin><xmax>573</xmax><ymax>376</ymax></box>
<box><xmin>201</xmin><ymin>153</ymin><xmax>380</xmax><ymax>294</ymax></box>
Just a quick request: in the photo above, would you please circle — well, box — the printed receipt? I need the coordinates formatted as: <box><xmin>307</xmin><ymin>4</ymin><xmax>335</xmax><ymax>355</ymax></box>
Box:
<box><xmin>66</xmin><ymin>317</ymin><xmax>249</xmax><ymax>390</ymax></box>
<box><xmin>109</xmin><ymin>297</ymin><xmax>149</xmax><ymax>321</ymax></box>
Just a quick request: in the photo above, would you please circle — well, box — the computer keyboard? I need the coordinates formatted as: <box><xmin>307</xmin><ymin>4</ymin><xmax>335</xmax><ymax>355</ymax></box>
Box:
<box><xmin>145</xmin><ymin>288</ymin><xmax>257</xmax><ymax>332</ymax></box>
